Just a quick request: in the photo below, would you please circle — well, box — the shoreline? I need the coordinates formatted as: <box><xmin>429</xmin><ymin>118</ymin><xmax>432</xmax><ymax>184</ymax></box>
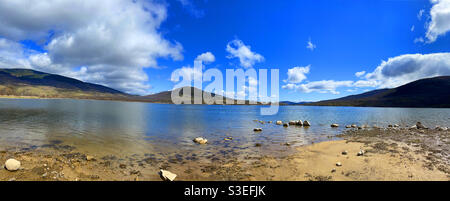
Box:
<box><xmin>1</xmin><ymin>125</ymin><xmax>448</xmax><ymax>181</ymax></box>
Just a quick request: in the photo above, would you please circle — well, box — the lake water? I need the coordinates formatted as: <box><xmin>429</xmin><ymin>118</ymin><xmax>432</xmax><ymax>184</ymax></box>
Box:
<box><xmin>0</xmin><ymin>98</ymin><xmax>449</xmax><ymax>160</ymax></box>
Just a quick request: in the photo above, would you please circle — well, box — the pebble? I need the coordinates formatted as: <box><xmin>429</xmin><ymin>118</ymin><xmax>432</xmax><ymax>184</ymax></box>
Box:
<box><xmin>253</xmin><ymin>128</ymin><xmax>263</xmax><ymax>132</ymax></box>
<box><xmin>357</xmin><ymin>150</ymin><xmax>365</xmax><ymax>156</ymax></box>
<box><xmin>193</xmin><ymin>137</ymin><xmax>208</xmax><ymax>144</ymax></box>
<box><xmin>5</xmin><ymin>159</ymin><xmax>21</xmax><ymax>171</ymax></box>
<box><xmin>341</xmin><ymin>150</ymin><xmax>348</xmax><ymax>155</ymax></box>
<box><xmin>159</xmin><ymin>169</ymin><xmax>177</xmax><ymax>181</ymax></box>
<box><xmin>331</xmin><ymin>168</ymin><xmax>336</xmax><ymax>173</ymax></box>
<box><xmin>336</xmin><ymin>162</ymin><xmax>342</xmax><ymax>167</ymax></box>
<box><xmin>86</xmin><ymin>155</ymin><xmax>95</xmax><ymax>161</ymax></box>
<box><xmin>331</xmin><ymin>124</ymin><xmax>339</xmax><ymax>128</ymax></box>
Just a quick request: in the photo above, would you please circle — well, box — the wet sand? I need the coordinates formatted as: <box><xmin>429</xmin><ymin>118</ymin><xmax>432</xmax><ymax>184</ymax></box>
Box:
<box><xmin>1</xmin><ymin>126</ymin><xmax>449</xmax><ymax>181</ymax></box>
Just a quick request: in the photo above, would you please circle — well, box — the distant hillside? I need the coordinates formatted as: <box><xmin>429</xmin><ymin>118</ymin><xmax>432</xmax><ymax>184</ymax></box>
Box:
<box><xmin>306</xmin><ymin>76</ymin><xmax>450</xmax><ymax>108</ymax></box>
<box><xmin>0</xmin><ymin>68</ymin><xmax>127</xmax><ymax>99</ymax></box>
<box><xmin>142</xmin><ymin>86</ymin><xmax>255</xmax><ymax>105</ymax></box>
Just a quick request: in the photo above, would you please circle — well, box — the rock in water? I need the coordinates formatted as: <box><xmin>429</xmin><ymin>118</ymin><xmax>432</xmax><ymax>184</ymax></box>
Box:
<box><xmin>297</xmin><ymin>120</ymin><xmax>303</xmax><ymax>126</ymax></box>
<box><xmin>253</xmin><ymin>128</ymin><xmax>263</xmax><ymax>132</ymax></box>
<box><xmin>283</xmin><ymin>123</ymin><xmax>289</xmax><ymax>127</ymax></box>
<box><xmin>351</xmin><ymin>124</ymin><xmax>357</xmax><ymax>128</ymax></box>
<box><xmin>303</xmin><ymin>120</ymin><xmax>311</xmax><ymax>126</ymax></box>
<box><xmin>276</xmin><ymin>121</ymin><xmax>283</xmax><ymax>125</ymax></box>
<box><xmin>345</xmin><ymin>125</ymin><xmax>351</xmax><ymax>128</ymax></box>
<box><xmin>159</xmin><ymin>169</ymin><xmax>177</xmax><ymax>181</ymax></box>
<box><xmin>331</xmin><ymin>124</ymin><xmax>339</xmax><ymax>128</ymax></box>
<box><xmin>5</xmin><ymin>159</ymin><xmax>21</xmax><ymax>171</ymax></box>
<box><xmin>193</xmin><ymin>137</ymin><xmax>208</xmax><ymax>144</ymax></box>
<box><xmin>288</xmin><ymin>121</ymin><xmax>296</xmax><ymax>125</ymax></box>
<box><xmin>416</xmin><ymin>122</ymin><xmax>426</xmax><ymax>129</ymax></box>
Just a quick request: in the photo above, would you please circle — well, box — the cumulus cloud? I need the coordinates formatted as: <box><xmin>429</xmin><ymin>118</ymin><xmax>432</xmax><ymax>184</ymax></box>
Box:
<box><xmin>306</xmin><ymin>38</ymin><xmax>316</xmax><ymax>51</ymax></box>
<box><xmin>425</xmin><ymin>0</ymin><xmax>450</xmax><ymax>43</ymax></box>
<box><xmin>170</xmin><ymin>66</ymin><xmax>202</xmax><ymax>83</ymax></box>
<box><xmin>283</xmin><ymin>80</ymin><xmax>353</xmax><ymax>94</ymax></box>
<box><xmin>364</xmin><ymin>52</ymin><xmax>450</xmax><ymax>88</ymax></box>
<box><xmin>195</xmin><ymin>52</ymin><xmax>215</xmax><ymax>64</ymax></box>
<box><xmin>285</xmin><ymin>65</ymin><xmax>310</xmax><ymax>83</ymax></box>
<box><xmin>0</xmin><ymin>0</ymin><xmax>183</xmax><ymax>95</ymax></box>
<box><xmin>355</xmin><ymin>71</ymin><xmax>366</xmax><ymax>77</ymax></box>
<box><xmin>226</xmin><ymin>39</ymin><xmax>264</xmax><ymax>68</ymax></box>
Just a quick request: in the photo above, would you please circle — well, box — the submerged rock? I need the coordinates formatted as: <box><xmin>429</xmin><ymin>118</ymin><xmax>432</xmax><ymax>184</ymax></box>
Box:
<box><xmin>193</xmin><ymin>137</ymin><xmax>208</xmax><ymax>144</ymax></box>
<box><xmin>331</xmin><ymin>124</ymin><xmax>339</xmax><ymax>128</ymax></box>
<box><xmin>303</xmin><ymin>121</ymin><xmax>311</xmax><ymax>126</ymax></box>
<box><xmin>253</xmin><ymin>128</ymin><xmax>263</xmax><ymax>132</ymax></box>
<box><xmin>351</xmin><ymin>124</ymin><xmax>357</xmax><ymax>128</ymax></box>
<box><xmin>5</xmin><ymin>159</ymin><xmax>21</xmax><ymax>171</ymax></box>
<box><xmin>276</xmin><ymin>121</ymin><xmax>283</xmax><ymax>125</ymax></box>
<box><xmin>159</xmin><ymin>169</ymin><xmax>177</xmax><ymax>181</ymax></box>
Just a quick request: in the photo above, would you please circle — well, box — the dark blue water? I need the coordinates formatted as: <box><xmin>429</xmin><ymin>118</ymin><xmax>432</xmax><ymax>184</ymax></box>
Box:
<box><xmin>0</xmin><ymin>98</ymin><xmax>449</xmax><ymax>157</ymax></box>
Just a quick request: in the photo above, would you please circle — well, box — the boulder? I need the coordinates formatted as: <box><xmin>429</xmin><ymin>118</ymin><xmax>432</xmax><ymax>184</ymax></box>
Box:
<box><xmin>253</xmin><ymin>128</ymin><xmax>263</xmax><ymax>132</ymax></box>
<box><xmin>5</xmin><ymin>159</ymin><xmax>21</xmax><ymax>171</ymax></box>
<box><xmin>351</xmin><ymin>124</ymin><xmax>357</xmax><ymax>128</ymax></box>
<box><xmin>296</xmin><ymin>120</ymin><xmax>303</xmax><ymax>126</ymax></box>
<box><xmin>416</xmin><ymin>122</ymin><xmax>426</xmax><ymax>129</ymax></box>
<box><xmin>276</xmin><ymin>121</ymin><xmax>283</xmax><ymax>125</ymax></box>
<box><xmin>303</xmin><ymin>121</ymin><xmax>311</xmax><ymax>126</ymax></box>
<box><xmin>193</xmin><ymin>137</ymin><xmax>208</xmax><ymax>144</ymax></box>
<box><xmin>345</xmin><ymin>125</ymin><xmax>351</xmax><ymax>128</ymax></box>
<box><xmin>283</xmin><ymin>123</ymin><xmax>289</xmax><ymax>127</ymax></box>
<box><xmin>288</xmin><ymin>121</ymin><xmax>296</xmax><ymax>125</ymax></box>
<box><xmin>159</xmin><ymin>169</ymin><xmax>177</xmax><ymax>181</ymax></box>
<box><xmin>331</xmin><ymin>124</ymin><xmax>339</xmax><ymax>128</ymax></box>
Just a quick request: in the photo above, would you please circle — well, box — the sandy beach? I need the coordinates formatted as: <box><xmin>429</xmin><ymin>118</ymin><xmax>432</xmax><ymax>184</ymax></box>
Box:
<box><xmin>1</xmin><ymin>124</ymin><xmax>448</xmax><ymax>181</ymax></box>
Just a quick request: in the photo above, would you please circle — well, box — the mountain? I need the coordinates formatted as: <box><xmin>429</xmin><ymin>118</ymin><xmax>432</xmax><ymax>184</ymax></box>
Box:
<box><xmin>306</xmin><ymin>76</ymin><xmax>450</xmax><ymax>108</ymax></box>
<box><xmin>142</xmin><ymin>86</ymin><xmax>252</xmax><ymax>104</ymax></box>
<box><xmin>0</xmin><ymin>68</ymin><xmax>127</xmax><ymax>99</ymax></box>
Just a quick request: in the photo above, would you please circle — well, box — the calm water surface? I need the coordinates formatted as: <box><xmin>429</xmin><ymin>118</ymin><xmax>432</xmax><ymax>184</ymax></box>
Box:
<box><xmin>0</xmin><ymin>98</ymin><xmax>449</xmax><ymax>159</ymax></box>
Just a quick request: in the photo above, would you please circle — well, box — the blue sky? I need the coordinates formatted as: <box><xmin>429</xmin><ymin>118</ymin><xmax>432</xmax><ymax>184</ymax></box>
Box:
<box><xmin>0</xmin><ymin>0</ymin><xmax>449</xmax><ymax>101</ymax></box>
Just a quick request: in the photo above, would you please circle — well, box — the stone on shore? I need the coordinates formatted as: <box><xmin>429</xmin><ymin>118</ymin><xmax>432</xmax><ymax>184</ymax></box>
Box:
<box><xmin>357</xmin><ymin>150</ymin><xmax>365</xmax><ymax>156</ymax></box>
<box><xmin>86</xmin><ymin>155</ymin><xmax>95</xmax><ymax>161</ymax></box>
<box><xmin>193</xmin><ymin>137</ymin><xmax>208</xmax><ymax>144</ymax></box>
<box><xmin>331</xmin><ymin>124</ymin><xmax>339</xmax><ymax>128</ymax></box>
<box><xmin>351</xmin><ymin>124</ymin><xmax>357</xmax><ymax>128</ymax></box>
<box><xmin>283</xmin><ymin>123</ymin><xmax>289</xmax><ymax>127</ymax></box>
<box><xmin>416</xmin><ymin>122</ymin><xmax>426</xmax><ymax>129</ymax></box>
<box><xmin>5</xmin><ymin>159</ymin><xmax>21</xmax><ymax>171</ymax></box>
<box><xmin>341</xmin><ymin>150</ymin><xmax>348</xmax><ymax>155</ymax></box>
<box><xmin>345</xmin><ymin>125</ymin><xmax>351</xmax><ymax>128</ymax></box>
<box><xmin>303</xmin><ymin>121</ymin><xmax>311</xmax><ymax>126</ymax></box>
<box><xmin>336</xmin><ymin>162</ymin><xmax>342</xmax><ymax>167</ymax></box>
<box><xmin>253</xmin><ymin>128</ymin><xmax>263</xmax><ymax>132</ymax></box>
<box><xmin>276</xmin><ymin>121</ymin><xmax>283</xmax><ymax>125</ymax></box>
<box><xmin>159</xmin><ymin>169</ymin><xmax>177</xmax><ymax>181</ymax></box>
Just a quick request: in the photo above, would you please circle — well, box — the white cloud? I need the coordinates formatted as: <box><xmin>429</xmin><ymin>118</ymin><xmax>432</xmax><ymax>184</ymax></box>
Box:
<box><xmin>170</xmin><ymin>66</ymin><xmax>202</xmax><ymax>83</ymax></box>
<box><xmin>418</xmin><ymin>9</ymin><xmax>425</xmax><ymax>20</ymax></box>
<box><xmin>283</xmin><ymin>80</ymin><xmax>353</xmax><ymax>94</ymax></box>
<box><xmin>195</xmin><ymin>52</ymin><xmax>215</xmax><ymax>64</ymax></box>
<box><xmin>306</xmin><ymin>38</ymin><xmax>316</xmax><ymax>51</ymax></box>
<box><xmin>411</xmin><ymin>25</ymin><xmax>415</xmax><ymax>32</ymax></box>
<box><xmin>353</xmin><ymin>80</ymin><xmax>379</xmax><ymax>88</ymax></box>
<box><xmin>226</xmin><ymin>39</ymin><xmax>264</xmax><ymax>68</ymax></box>
<box><xmin>364</xmin><ymin>52</ymin><xmax>450</xmax><ymax>88</ymax></box>
<box><xmin>355</xmin><ymin>71</ymin><xmax>366</xmax><ymax>77</ymax></box>
<box><xmin>177</xmin><ymin>0</ymin><xmax>205</xmax><ymax>18</ymax></box>
<box><xmin>0</xmin><ymin>0</ymin><xmax>183</xmax><ymax>95</ymax></box>
<box><xmin>285</xmin><ymin>65</ymin><xmax>310</xmax><ymax>83</ymax></box>
<box><xmin>425</xmin><ymin>0</ymin><xmax>450</xmax><ymax>43</ymax></box>
<box><xmin>414</xmin><ymin>37</ymin><xmax>425</xmax><ymax>43</ymax></box>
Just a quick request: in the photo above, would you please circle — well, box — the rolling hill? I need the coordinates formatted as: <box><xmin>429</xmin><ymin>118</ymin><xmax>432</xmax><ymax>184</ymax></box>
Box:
<box><xmin>0</xmin><ymin>68</ymin><xmax>127</xmax><ymax>99</ymax></box>
<box><xmin>306</xmin><ymin>76</ymin><xmax>450</xmax><ymax>108</ymax></box>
